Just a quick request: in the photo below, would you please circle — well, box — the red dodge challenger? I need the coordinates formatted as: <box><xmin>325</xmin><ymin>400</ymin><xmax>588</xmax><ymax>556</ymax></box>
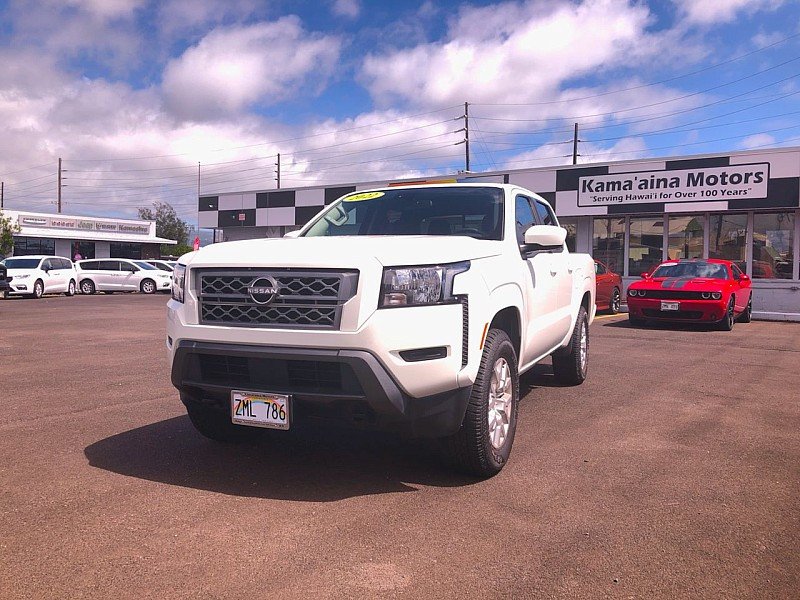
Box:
<box><xmin>627</xmin><ymin>259</ymin><xmax>753</xmax><ymax>330</ymax></box>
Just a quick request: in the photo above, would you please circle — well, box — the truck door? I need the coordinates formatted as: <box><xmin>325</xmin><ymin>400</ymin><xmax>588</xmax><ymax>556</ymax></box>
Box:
<box><xmin>515</xmin><ymin>195</ymin><xmax>563</xmax><ymax>361</ymax></box>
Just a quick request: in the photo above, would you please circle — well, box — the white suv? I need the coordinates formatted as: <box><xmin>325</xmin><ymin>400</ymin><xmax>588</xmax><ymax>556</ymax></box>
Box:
<box><xmin>76</xmin><ymin>259</ymin><xmax>172</xmax><ymax>294</ymax></box>
<box><xmin>2</xmin><ymin>255</ymin><xmax>77</xmax><ymax>298</ymax></box>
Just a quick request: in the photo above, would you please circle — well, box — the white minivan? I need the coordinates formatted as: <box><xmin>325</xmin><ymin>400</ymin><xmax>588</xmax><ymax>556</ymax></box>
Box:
<box><xmin>2</xmin><ymin>255</ymin><xmax>78</xmax><ymax>298</ymax></box>
<box><xmin>76</xmin><ymin>259</ymin><xmax>172</xmax><ymax>294</ymax></box>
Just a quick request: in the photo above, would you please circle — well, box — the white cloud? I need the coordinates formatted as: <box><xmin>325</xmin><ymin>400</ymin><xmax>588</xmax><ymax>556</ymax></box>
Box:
<box><xmin>332</xmin><ymin>0</ymin><xmax>360</xmax><ymax>19</ymax></box>
<box><xmin>738</xmin><ymin>133</ymin><xmax>776</xmax><ymax>149</ymax></box>
<box><xmin>503</xmin><ymin>136</ymin><xmax>649</xmax><ymax>169</ymax></box>
<box><xmin>162</xmin><ymin>17</ymin><xmax>342</xmax><ymax>120</ymax></box>
<box><xmin>156</xmin><ymin>0</ymin><xmax>262</xmax><ymax>37</ymax></box>
<box><xmin>673</xmin><ymin>0</ymin><xmax>788</xmax><ymax>25</ymax></box>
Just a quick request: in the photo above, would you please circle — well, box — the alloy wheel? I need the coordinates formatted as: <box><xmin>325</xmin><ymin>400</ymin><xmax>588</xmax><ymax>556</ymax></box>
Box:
<box><xmin>487</xmin><ymin>357</ymin><xmax>513</xmax><ymax>450</ymax></box>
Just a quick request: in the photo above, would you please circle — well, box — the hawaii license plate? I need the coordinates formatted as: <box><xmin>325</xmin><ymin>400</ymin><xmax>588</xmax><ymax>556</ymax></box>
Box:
<box><xmin>661</xmin><ymin>301</ymin><xmax>680</xmax><ymax>311</ymax></box>
<box><xmin>231</xmin><ymin>390</ymin><xmax>290</xmax><ymax>430</ymax></box>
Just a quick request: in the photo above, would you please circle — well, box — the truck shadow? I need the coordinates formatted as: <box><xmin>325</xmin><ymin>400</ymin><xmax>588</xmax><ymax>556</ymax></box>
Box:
<box><xmin>84</xmin><ymin>416</ymin><xmax>480</xmax><ymax>502</ymax></box>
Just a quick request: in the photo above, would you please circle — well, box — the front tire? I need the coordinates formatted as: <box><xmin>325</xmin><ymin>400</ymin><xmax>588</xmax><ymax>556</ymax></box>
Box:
<box><xmin>65</xmin><ymin>280</ymin><xmax>76</xmax><ymax>296</ymax></box>
<box><xmin>31</xmin><ymin>279</ymin><xmax>44</xmax><ymax>299</ymax></box>
<box><xmin>552</xmin><ymin>306</ymin><xmax>589</xmax><ymax>386</ymax></box>
<box><xmin>443</xmin><ymin>329</ymin><xmax>519</xmax><ymax>478</ymax></box>
<box><xmin>717</xmin><ymin>297</ymin><xmax>735</xmax><ymax>331</ymax></box>
<box><xmin>140</xmin><ymin>279</ymin><xmax>156</xmax><ymax>294</ymax></box>
<box><xmin>184</xmin><ymin>398</ymin><xmax>261</xmax><ymax>443</ymax></box>
<box><xmin>80</xmin><ymin>279</ymin><xmax>95</xmax><ymax>295</ymax></box>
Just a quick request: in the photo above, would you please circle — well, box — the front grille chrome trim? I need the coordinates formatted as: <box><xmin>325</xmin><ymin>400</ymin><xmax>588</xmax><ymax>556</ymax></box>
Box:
<box><xmin>196</xmin><ymin>269</ymin><xmax>358</xmax><ymax>330</ymax></box>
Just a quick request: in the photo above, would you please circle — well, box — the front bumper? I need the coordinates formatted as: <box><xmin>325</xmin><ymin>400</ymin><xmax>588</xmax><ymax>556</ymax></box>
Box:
<box><xmin>171</xmin><ymin>340</ymin><xmax>472</xmax><ymax>438</ymax></box>
<box><xmin>628</xmin><ymin>297</ymin><xmax>727</xmax><ymax>322</ymax></box>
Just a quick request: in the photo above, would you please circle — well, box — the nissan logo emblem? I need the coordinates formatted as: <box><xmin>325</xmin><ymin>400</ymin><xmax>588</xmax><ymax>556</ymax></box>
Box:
<box><xmin>247</xmin><ymin>277</ymin><xmax>280</xmax><ymax>305</ymax></box>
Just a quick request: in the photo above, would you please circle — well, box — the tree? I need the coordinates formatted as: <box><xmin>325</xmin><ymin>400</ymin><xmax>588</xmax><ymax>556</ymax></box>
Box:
<box><xmin>0</xmin><ymin>210</ymin><xmax>21</xmax><ymax>256</ymax></box>
<box><xmin>137</xmin><ymin>201</ymin><xmax>190</xmax><ymax>255</ymax></box>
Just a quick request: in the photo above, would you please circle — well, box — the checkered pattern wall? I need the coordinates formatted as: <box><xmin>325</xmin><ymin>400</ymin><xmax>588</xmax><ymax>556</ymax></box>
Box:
<box><xmin>198</xmin><ymin>150</ymin><xmax>800</xmax><ymax>230</ymax></box>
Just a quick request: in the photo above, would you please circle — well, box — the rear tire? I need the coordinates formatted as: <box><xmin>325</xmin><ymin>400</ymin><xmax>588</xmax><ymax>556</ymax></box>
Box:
<box><xmin>442</xmin><ymin>329</ymin><xmax>519</xmax><ymax>478</ymax></box>
<box><xmin>80</xmin><ymin>279</ymin><xmax>95</xmax><ymax>295</ymax></box>
<box><xmin>184</xmin><ymin>398</ymin><xmax>261</xmax><ymax>443</ymax></box>
<box><xmin>609</xmin><ymin>288</ymin><xmax>621</xmax><ymax>314</ymax></box>
<box><xmin>140</xmin><ymin>279</ymin><xmax>156</xmax><ymax>294</ymax></box>
<box><xmin>552</xmin><ymin>306</ymin><xmax>589</xmax><ymax>386</ymax></box>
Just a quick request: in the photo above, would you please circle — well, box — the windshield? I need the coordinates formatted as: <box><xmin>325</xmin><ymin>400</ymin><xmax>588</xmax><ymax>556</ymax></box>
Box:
<box><xmin>302</xmin><ymin>187</ymin><xmax>504</xmax><ymax>240</ymax></box>
<box><xmin>134</xmin><ymin>261</ymin><xmax>157</xmax><ymax>270</ymax></box>
<box><xmin>652</xmin><ymin>262</ymin><xmax>729</xmax><ymax>279</ymax></box>
<box><xmin>4</xmin><ymin>258</ymin><xmax>42</xmax><ymax>269</ymax></box>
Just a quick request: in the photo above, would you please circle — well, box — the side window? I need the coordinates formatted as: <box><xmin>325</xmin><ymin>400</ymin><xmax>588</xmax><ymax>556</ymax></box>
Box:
<box><xmin>99</xmin><ymin>260</ymin><xmax>118</xmax><ymax>271</ymax></box>
<box><xmin>534</xmin><ymin>199</ymin><xmax>556</xmax><ymax>226</ymax></box>
<box><xmin>41</xmin><ymin>258</ymin><xmax>53</xmax><ymax>270</ymax></box>
<box><xmin>731</xmin><ymin>264</ymin><xmax>743</xmax><ymax>279</ymax></box>
<box><xmin>595</xmin><ymin>262</ymin><xmax>607</xmax><ymax>275</ymax></box>
<box><xmin>58</xmin><ymin>258</ymin><xmax>70</xmax><ymax>269</ymax></box>
<box><xmin>84</xmin><ymin>261</ymin><xmax>99</xmax><ymax>270</ymax></box>
<box><xmin>515</xmin><ymin>195</ymin><xmax>536</xmax><ymax>245</ymax></box>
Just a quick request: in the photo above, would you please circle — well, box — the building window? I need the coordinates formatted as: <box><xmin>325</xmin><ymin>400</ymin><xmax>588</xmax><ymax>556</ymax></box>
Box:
<box><xmin>110</xmin><ymin>242</ymin><xmax>142</xmax><ymax>259</ymax></box>
<box><xmin>668</xmin><ymin>215</ymin><xmax>704</xmax><ymax>260</ymax></box>
<box><xmin>592</xmin><ymin>218</ymin><xmax>624</xmax><ymax>275</ymax></box>
<box><xmin>13</xmin><ymin>237</ymin><xmax>55</xmax><ymax>256</ymax></box>
<box><xmin>72</xmin><ymin>242</ymin><xmax>95</xmax><ymax>260</ymax></box>
<box><xmin>628</xmin><ymin>217</ymin><xmax>663</xmax><ymax>276</ymax></box>
<box><xmin>752</xmin><ymin>212</ymin><xmax>794</xmax><ymax>279</ymax></box>
<box><xmin>559</xmin><ymin>218</ymin><xmax>578</xmax><ymax>253</ymax></box>
<box><xmin>709</xmin><ymin>213</ymin><xmax>747</xmax><ymax>273</ymax></box>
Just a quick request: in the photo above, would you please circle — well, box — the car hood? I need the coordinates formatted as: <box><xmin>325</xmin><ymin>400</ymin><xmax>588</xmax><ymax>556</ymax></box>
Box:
<box><xmin>631</xmin><ymin>277</ymin><xmax>726</xmax><ymax>291</ymax></box>
<box><xmin>183</xmin><ymin>236</ymin><xmax>504</xmax><ymax>269</ymax></box>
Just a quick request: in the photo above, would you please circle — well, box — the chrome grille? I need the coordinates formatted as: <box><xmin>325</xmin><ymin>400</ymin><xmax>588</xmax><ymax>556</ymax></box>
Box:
<box><xmin>197</xmin><ymin>269</ymin><xmax>358</xmax><ymax>329</ymax></box>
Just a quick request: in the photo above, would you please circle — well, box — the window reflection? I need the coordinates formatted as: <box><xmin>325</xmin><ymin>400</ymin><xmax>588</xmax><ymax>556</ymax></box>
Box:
<box><xmin>668</xmin><ymin>215</ymin><xmax>704</xmax><ymax>260</ymax></box>
<box><xmin>559</xmin><ymin>218</ymin><xmax>578</xmax><ymax>253</ymax></box>
<box><xmin>629</xmin><ymin>217</ymin><xmax>663</xmax><ymax>276</ymax></box>
<box><xmin>709</xmin><ymin>214</ymin><xmax>747</xmax><ymax>273</ymax></box>
<box><xmin>593</xmin><ymin>218</ymin><xmax>624</xmax><ymax>275</ymax></box>
<box><xmin>753</xmin><ymin>212</ymin><xmax>794</xmax><ymax>279</ymax></box>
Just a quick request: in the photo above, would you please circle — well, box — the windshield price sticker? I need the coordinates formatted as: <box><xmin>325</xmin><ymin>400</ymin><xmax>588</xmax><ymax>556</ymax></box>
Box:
<box><xmin>231</xmin><ymin>391</ymin><xmax>290</xmax><ymax>430</ymax></box>
<box><xmin>343</xmin><ymin>191</ymin><xmax>385</xmax><ymax>202</ymax></box>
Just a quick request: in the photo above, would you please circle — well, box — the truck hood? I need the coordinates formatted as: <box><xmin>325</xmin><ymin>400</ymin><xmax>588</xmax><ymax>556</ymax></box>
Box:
<box><xmin>185</xmin><ymin>236</ymin><xmax>504</xmax><ymax>269</ymax></box>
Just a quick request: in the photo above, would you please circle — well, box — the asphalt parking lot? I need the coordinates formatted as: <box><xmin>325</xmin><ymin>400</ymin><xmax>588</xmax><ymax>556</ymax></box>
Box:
<box><xmin>1</xmin><ymin>294</ymin><xmax>798</xmax><ymax>599</ymax></box>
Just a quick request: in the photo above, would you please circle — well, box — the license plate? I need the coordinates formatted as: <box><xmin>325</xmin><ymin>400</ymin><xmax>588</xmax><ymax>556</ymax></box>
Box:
<box><xmin>661</xmin><ymin>301</ymin><xmax>680</xmax><ymax>311</ymax></box>
<box><xmin>231</xmin><ymin>390</ymin><xmax>290</xmax><ymax>430</ymax></box>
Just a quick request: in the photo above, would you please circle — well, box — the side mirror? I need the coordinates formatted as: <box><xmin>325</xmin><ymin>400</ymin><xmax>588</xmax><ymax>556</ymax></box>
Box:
<box><xmin>640</xmin><ymin>272</ymin><xmax>650</xmax><ymax>279</ymax></box>
<box><xmin>523</xmin><ymin>225</ymin><xmax>566</xmax><ymax>247</ymax></box>
<box><xmin>284</xmin><ymin>230</ymin><xmax>301</xmax><ymax>239</ymax></box>
<box><xmin>739</xmin><ymin>273</ymin><xmax>750</xmax><ymax>282</ymax></box>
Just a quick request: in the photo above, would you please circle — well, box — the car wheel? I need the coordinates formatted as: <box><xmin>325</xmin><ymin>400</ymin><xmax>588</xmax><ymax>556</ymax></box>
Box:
<box><xmin>443</xmin><ymin>329</ymin><xmax>519</xmax><ymax>478</ymax></box>
<box><xmin>31</xmin><ymin>279</ymin><xmax>44</xmax><ymax>299</ymax></box>
<box><xmin>140</xmin><ymin>279</ymin><xmax>156</xmax><ymax>294</ymax></box>
<box><xmin>609</xmin><ymin>288</ymin><xmax>621</xmax><ymax>314</ymax></box>
<box><xmin>552</xmin><ymin>306</ymin><xmax>589</xmax><ymax>386</ymax></box>
<box><xmin>65</xmin><ymin>280</ymin><xmax>76</xmax><ymax>296</ymax></box>
<box><xmin>184</xmin><ymin>397</ymin><xmax>261</xmax><ymax>443</ymax></box>
<box><xmin>717</xmin><ymin>297</ymin><xmax>735</xmax><ymax>331</ymax></box>
<box><xmin>738</xmin><ymin>297</ymin><xmax>753</xmax><ymax>323</ymax></box>
<box><xmin>80</xmin><ymin>279</ymin><xmax>95</xmax><ymax>295</ymax></box>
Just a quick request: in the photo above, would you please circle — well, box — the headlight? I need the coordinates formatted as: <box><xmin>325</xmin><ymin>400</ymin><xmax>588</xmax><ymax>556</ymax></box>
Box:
<box><xmin>628</xmin><ymin>289</ymin><xmax>637</xmax><ymax>297</ymax></box>
<box><xmin>171</xmin><ymin>264</ymin><xmax>187</xmax><ymax>303</ymax></box>
<box><xmin>711</xmin><ymin>291</ymin><xmax>722</xmax><ymax>300</ymax></box>
<box><xmin>380</xmin><ymin>262</ymin><xmax>469</xmax><ymax>307</ymax></box>
<box><xmin>701</xmin><ymin>292</ymin><xmax>711</xmax><ymax>299</ymax></box>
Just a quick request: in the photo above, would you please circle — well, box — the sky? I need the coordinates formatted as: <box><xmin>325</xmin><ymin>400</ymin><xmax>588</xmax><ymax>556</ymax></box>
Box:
<box><xmin>0</xmin><ymin>0</ymin><xmax>799</xmax><ymax>227</ymax></box>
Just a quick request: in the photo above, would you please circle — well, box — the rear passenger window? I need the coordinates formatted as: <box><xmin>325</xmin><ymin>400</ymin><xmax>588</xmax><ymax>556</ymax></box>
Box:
<box><xmin>99</xmin><ymin>261</ymin><xmax>119</xmax><ymax>270</ymax></box>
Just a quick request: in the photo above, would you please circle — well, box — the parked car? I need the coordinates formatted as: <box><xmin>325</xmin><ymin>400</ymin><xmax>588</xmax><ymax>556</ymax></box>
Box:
<box><xmin>145</xmin><ymin>259</ymin><xmax>175</xmax><ymax>272</ymax></box>
<box><xmin>594</xmin><ymin>259</ymin><xmax>622</xmax><ymax>314</ymax></box>
<box><xmin>76</xmin><ymin>259</ymin><xmax>172</xmax><ymax>295</ymax></box>
<box><xmin>627</xmin><ymin>258</ymin><xmax>752</xmax><ymax>330</ymax></box>
<box><xmin>0</xmin><ymin>260</ymin><xmax>10</xmax><ymax>298</ymax></box>
<box><xmin>1</xmin><ymin>255</ymin><xmax>77</xmax><ymax>299</ymax></box>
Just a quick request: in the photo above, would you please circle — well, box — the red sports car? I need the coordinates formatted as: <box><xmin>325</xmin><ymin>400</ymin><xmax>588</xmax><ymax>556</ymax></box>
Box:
<box><xmin>594</xmin><ymin>260</ymin><xmax>622</xmax><ymax>314</ymax></box>
<box><xmin>627</xmin><ymin>259</ymin><xmax>753</xmax><ymax>330</ymax></box>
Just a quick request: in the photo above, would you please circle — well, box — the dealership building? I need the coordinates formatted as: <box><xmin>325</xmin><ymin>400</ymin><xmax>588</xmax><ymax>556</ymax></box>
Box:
<box><xmin>3</xmin><ymin>210</ymin><xmax>176</xmax><ymax>260</ymax></box>
<box><xmin>197</xmin><ymin>147</ymin><xmax>800</xmax><ymax>321</ymax></box>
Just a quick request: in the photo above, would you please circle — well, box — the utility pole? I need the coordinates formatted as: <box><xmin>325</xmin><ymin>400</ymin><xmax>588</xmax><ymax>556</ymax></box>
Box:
<box><xmin>464</xmin><ymin>102</ymin><xmax>470</xmax><ymax>172</ymax></box>
<box><xmin>1</xmin><ymin>181</ymin><xmax>4</xmax><ymax>209</ymax></box>
<box><xmin>572</xmin><ymin>123</ymin><xmax>580</xmax><ymax>165</ymax></box>
<box><xmin>275</xmin><ymin>153</ymin><xmax>281</xmax><ymax>189</ymax></box>
<box><xmin>57</xmin><ymin>157</ymin><xmax>62</xmax><ymax>213</ymax></box>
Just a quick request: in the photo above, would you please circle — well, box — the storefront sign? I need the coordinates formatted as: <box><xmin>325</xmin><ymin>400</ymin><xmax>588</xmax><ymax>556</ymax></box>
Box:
<box><xmin>578</xmin><ymin>163</ymin><xmax>770</xmax><ymax>207</ymax></box>
<box><xmin>17</xmin><ymin>214</ymin><xmax>151</xmax><ymax>236</ymax></box>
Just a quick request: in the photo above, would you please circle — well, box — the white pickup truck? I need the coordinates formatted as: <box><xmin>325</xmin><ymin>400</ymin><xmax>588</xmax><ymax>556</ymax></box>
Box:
<box><xmin>167</xmin><ymin>184</ymin><xmax>595</xmax><ymax>477</ymax></box>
